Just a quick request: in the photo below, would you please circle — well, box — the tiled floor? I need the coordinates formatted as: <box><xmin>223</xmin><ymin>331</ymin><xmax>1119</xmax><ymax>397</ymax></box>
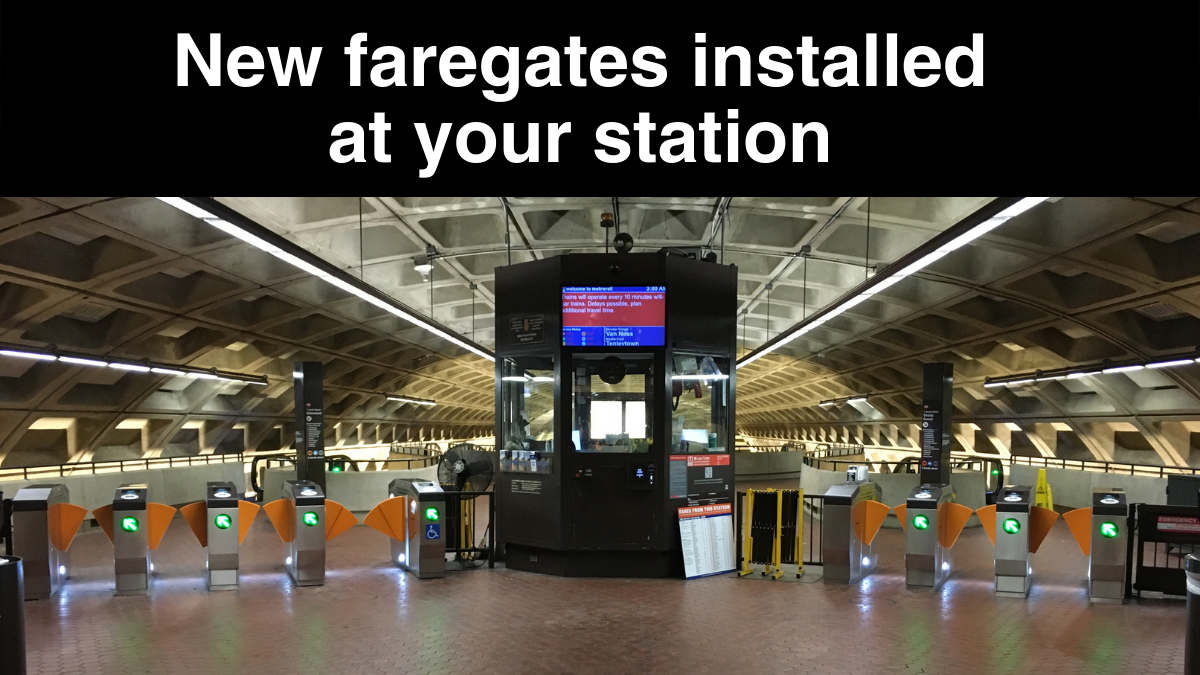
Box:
<box><xmin>23</xmin><ymin>507</ymin><xmax>1187</xmax><ymax>675</ymax></box>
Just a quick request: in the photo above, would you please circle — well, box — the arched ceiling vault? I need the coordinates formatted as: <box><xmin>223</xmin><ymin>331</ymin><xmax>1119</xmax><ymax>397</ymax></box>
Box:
<box><xmin>737</xmin><ymin>197</ymin><xmax>1200</xmax><ymax>467</ymax></box>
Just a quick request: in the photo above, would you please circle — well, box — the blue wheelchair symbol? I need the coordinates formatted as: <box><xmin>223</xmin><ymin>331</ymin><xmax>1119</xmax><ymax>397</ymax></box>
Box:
<box><xmin>425</xmin><ymin>524</ymin><xmax>441</xmax><ymax>540</ymax></box>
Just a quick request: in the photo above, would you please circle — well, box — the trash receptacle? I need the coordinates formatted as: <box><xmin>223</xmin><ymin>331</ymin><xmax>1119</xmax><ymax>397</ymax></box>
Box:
<box><xmin>0</xmin><ymin>555</ymin><xmax>26</xmax><ymax>675</ymax></box>
<box><xmin>1186</xmin><ymin>554</ymin><xmax>1200</xmax><ymax>674</ymax></box>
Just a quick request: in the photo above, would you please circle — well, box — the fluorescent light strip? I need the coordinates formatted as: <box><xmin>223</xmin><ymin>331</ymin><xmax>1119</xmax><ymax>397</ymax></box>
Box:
<box><xmin>157</xmin><ymin>198</ymin><xmax>494</xmax><ymax>363</ymax></box>
<box><xmin>1148</xmin><ymin>359</ymin><xmax>1196</xmax><ymax>369</ymax></box>
<box><xmin>0</xmin><ymin>349</ymin><xmax>55</xmax><ymax>361</ymax></box>
<box><xmin>0</xmin><ymin>343</ymin><xmax>268</xmax><ymax>385</ymax></box>
<box><xmin>107</xmin><ymin>363</ymin><xmax>152</xmax><ymax>373</ymax></box>
<box><xmin>1102</xmin><ymin>364</ymin><xmax>1144</xmax><ymax>374</ymax></box>
<box><xmin>387</xmin><ymin>395</ymin><xmax>437</xmax><ymax>406</ymax></box>
<box><xmin>818</xmin><ymin>394</ymin><xmax>870</xmax><ymax>406</ymax></box>
<box><xmin>738</xmin><ymin>197</ymin><xmax>1050</xmax><ymax>369</ymax></box>
<box><xmin>500</xmin><ymin>376</ymin><xmax>527</xmax><ymax>382</ymax></box>
<box><xmin>987</xmin><ymin>353</ymin><xmax>1200</xmax><ymax>388</ymax></box>
<box><xmin>672</xmin><ymin>374</ymin><xmax>729</xmax><ymax>380</ymax></box>
<box><xmin>59</xmin><ymin>356</ymin><xmax>108</xmax><ymax>367</ymax></box>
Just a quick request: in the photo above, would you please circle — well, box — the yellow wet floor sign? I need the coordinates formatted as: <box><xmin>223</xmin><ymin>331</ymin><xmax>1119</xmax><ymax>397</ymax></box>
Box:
<box><xmin>1035</xmin><ymin>469</ymin><xmax>1053</xmax><ymax>510</ymax></box>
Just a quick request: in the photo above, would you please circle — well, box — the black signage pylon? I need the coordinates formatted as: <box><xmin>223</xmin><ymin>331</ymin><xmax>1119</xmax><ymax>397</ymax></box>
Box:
<box><xmin>293</xmin><ymin>361</ymin><xmax>326</xmax><ymax>492</ymax></box>
<box><xmin>919</xmin><ymin>362</ymin><xmax>954</xmax><ymax>485</ymax></box>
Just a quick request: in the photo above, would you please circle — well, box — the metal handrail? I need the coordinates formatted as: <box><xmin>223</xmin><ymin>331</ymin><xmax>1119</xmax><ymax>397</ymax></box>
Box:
<box><xmin>0</xmin><ymin>452</ymin><xmax>246</xmax><ymax>482</ymax></box>
<box><xmin>250</xmin><ymin>453</ymin><xmax>443</xmax><ymax>500</ymax></box>
<box><xmin>787</xmin><ymin>439</ymin><xmax>1200</xmax><ymax>479</ymax></box>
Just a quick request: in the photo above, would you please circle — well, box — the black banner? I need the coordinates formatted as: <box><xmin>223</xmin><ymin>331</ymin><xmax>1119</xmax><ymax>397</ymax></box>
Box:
<box><xmin>1</xmin><ymin>6</ymin><xmax>1196</xmax><ymax>192</ymax></box>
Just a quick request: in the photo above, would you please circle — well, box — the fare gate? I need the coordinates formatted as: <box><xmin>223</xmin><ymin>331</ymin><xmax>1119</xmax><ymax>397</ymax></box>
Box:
<box><xmin>821</xmin><ymin>471</ymin><xmax>889</xmax><ymax>584</ymax></box>
<box><xmin>11</xmin><ymin>484</ymin><xmax>86</xmax><ymax>600</ymax></box>
<box><xmin>262</xmin><ymin>480</ymin><xmax>358</xmax><ymax>587</ymax></box>
<box><xmin>1062</xmin><ymin>488</ymin><xmax>1129</xmax><ymax>603</ymax></box>
<box><xmin>179</xmin><ymin>482</ymin><xmax>261</xmax><ymax>590</ymax></box>
<box><xmin>89</xmin><ymin>484</ymin><xmax>175</xmax><ymax>596</ymax></box>
<box><xmin>975</xmin><ymin>485</ymin><xmax>1059</xmax><ymax>598</ymax></box>
<box><xmin>894</xmin><ymin>484</ymin><xmax>972</xmax><ymax>590</ymax></box>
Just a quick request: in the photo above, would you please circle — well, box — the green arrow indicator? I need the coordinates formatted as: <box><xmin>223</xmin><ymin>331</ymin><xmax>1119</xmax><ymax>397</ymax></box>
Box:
<box><xmin>1100</xmin><ymin>521</ymin><xmax>1119</xmax><ymax>538</ymax></box>
<box><xmin>303</xmin><ymin>511</ymin><xmax>319</xmax><ymax>527</ymax></box>
<box><xmin>214</xmin><ymin>514</ymin><xmax>232</xmax><ymax>530</ymax></box>
<box><xmin>425</xmin><ymin>507</ymin><xmax>440</xmax><ymax>521</ymax></box>
<box><xmin>912</xmin><ymin>514</ymin><xmax>930</xmax><ymax>530</ymax></box>
<box><xmin>1003</xmin><ymin>518</ymin><xmax>1021</xmax><ymax>534</ymax></box>
<box><xmin>121</xmin><ymin>516</ymin><xmax>139</xmax><ymax>533</ymax></box>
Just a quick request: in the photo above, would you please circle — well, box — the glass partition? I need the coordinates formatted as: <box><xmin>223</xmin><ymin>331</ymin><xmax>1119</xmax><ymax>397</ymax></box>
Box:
<box><xmin>670</xmin><ymin>354</ymin><xmax>730</xmax><ymax>453</ymax></box>
<box><xmin>499</xmin><ymin>356</ymin><xmax>554</xmax><ymax>473</ymax></box>
<box><xmin>571</xmin><ymin>354</ymin><xmax>653</xmax><ymax>453</ymax></box>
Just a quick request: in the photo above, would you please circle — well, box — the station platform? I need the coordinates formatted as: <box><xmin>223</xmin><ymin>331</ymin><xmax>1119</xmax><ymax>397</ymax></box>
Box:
<box><xmin>23</xmin><ymin>512</ymin><xmax>1185</xmax><ymax>675</ymax></box>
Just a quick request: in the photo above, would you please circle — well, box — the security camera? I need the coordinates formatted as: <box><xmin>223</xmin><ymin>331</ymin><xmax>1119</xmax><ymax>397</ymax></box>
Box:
<box><xmin>613</xmin><ymin>232</ymin><xmax>634</xmax><ymax>254</ymax></box>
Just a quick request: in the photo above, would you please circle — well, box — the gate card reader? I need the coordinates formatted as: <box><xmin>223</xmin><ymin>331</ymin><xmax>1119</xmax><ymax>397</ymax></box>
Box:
<box><xmin>88</xmin><ymin>484</ymin><xmax>176</xmax><ymax>596</ymax></box>
<box><xmin>976</xmin><ymin>485</ymin><xmax>1060</xmax><ymax>598</ymax></box>
<box><xmin>287</xmin><ymin>481</ymin><xmax>325</xmax><ymax>586</ymax></box>
<box><xmin>897</xmin><ymin>484</ymin><xmax>971</xmax><ymax>590</ymax></box>
<box><xmin>179</xmin><ymin>482</ymin><xmax>261</xmax><ymax>591</ymax></box>
<box><xmin>262</xmin><ymin>480</ymin><xmax>358</xmax><ymax>587</ymax></box>
<box><xmin>1063</xmin><ymin>487</ymin><xmax>1129</xmax><ymax>603</ymax></box>
<box><xmin>12</xmin><ymin>484</ymin><xmax>86</xmax><ymax>600</ymax></box>
<box><xmin>822</xmin><ymin>480</ymin><xmax>889</xmax><ymax>584</ymax></box>
<box><xmin>387</xmin><ymin>479</ymin><xmax>446</xmax><ymax>580</ymax></box>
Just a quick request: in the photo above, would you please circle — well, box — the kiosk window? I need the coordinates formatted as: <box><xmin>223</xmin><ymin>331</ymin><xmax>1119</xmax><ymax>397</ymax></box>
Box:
<box><xmin>500</xmin><ymin>356</ymin><xmax>555</xmax><ymax>457</ymax></box>
<box><xmin>671</xmin><ymin>354</ymin><xmax>730</xmax><ymax>453</ymax></box>
<box><xmin>572</xmin><ymin>354</ymin><xmax>653</xmax><ymax>453</ymax></box>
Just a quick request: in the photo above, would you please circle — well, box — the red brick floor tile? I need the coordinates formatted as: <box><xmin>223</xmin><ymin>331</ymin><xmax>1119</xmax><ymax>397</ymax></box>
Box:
<box><xmin>19</xmin><ymin>513</ymin><xmax>1187</xmax><ymax>675</ymax></box>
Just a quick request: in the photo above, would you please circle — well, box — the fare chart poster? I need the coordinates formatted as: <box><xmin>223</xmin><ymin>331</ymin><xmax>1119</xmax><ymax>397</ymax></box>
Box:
<box><xmin>0</xmin><ymin>6</ymin><xmax>1196</xmax><ymax>193</ymax></box>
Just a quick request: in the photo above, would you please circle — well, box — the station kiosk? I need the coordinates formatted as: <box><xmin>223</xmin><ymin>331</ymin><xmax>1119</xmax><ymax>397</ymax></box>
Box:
<box><xmin>894</xmin><ymin>484</ymin><xmax>972</xmax><ymax>589</ymax></box>
<box><xmin>263</xmin><ymin>480</ymin><xmax>357</xmax><ymax>587</ymax></box>
<box><xmin>180</xmin><ymin>482</ymin><xmax>261</xmax><ymax>590</ymax></box>
<box><xmin>90</xmin><ymin>484</ymin><xmax>176</xmax><ymax>595</ymax></box>
<box><xmin>365</xmin><ymin>479</ymin><xmax>447</xmax><ymax>579</ymax></box>
<box><xmin>822</xmin><ymin>466</ymin><xmax>889</xmax><ymax>584</ymax></box>
<box><xmin>1063</xmin><ymin>487</ymin><xmax>1129</xmax><ymax>603</ymax></box>
<box><xmin>11</xmin><ymin>485</ymin><xmax>87</xmax><ymax>599</ymax></box>
<box><xmin>494</xmin><ymin>249</ymin><xmax>738</xmax><ymax>578</ymax></box>
<box><xmin>975</xmin><ymin>485</ymin><xmax>1059</xmax><ymax>598</ymax></box>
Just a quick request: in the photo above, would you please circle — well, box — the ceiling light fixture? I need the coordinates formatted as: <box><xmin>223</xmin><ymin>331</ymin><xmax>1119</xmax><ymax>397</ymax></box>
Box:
<box><xmin>818</xmin><ymin>394</ymin><xmax>872</xmax><ymax>407</ymax></box>
<box><xmin>386</xmin><ymin>395</ymin><xmax>437</xmax><ymax>407</ymax></box>
<box><xmin>983</xmin><ymin>353</ymin><xmax>1200</xmax><ymax>389</ymax></box>
<box><xmin>156</xmin><ymin>198</ymin><xmax>493</xmax><ymax>362</ymax></box>
<box><xmin>0</xmin><ymin>342</ymin><xmax>269</xmax><ymax>385</ymax></box>
<box><xmin>671</xmin><ymin>374</ymin><xmax>730</xmax><ymax>380</ymax></box>
<box><xmin>737</xmin><ymin>197</ymin><xmax>1050</xmax><ymax>369</ymax></box>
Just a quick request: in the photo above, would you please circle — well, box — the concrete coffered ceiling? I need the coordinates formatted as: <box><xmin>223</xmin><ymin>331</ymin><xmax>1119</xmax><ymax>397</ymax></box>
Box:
<box><xmin>4</xmin><ymin>195</ymin><xmax>1200</xmax><ymax>469</ymax></box>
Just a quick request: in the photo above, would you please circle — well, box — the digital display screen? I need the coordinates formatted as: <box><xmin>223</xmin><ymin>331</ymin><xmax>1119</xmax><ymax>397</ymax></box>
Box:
<box><xmin>562</xmin><ymin>286</ymin><xmax>665</xmax><ymax>347</ymax></box>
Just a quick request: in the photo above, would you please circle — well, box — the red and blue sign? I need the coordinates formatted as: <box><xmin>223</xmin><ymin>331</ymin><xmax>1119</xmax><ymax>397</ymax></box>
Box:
<box><xmin>562</xmin><ymin>286</ymin><xmax>665</xmax><ymax>347</ymax></box>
